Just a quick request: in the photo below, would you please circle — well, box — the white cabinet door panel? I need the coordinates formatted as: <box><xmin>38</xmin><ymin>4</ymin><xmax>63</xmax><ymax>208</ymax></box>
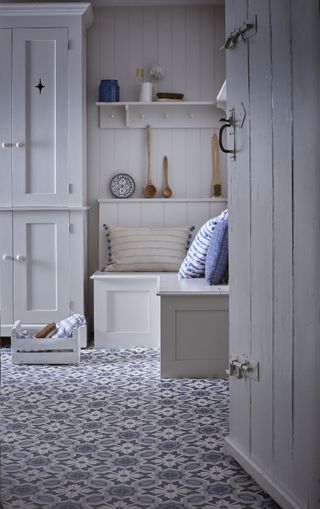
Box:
<box><xmin>13</xmin><ymin>211</ymin><xmax>70</xmax><ymax>323</ymax></box>
<box><xmin>0</xmin><ymin>212</ymin><xmax>14</xmax><ymax>325</ymax></box>
<box><xmin>0</xmin><ymin>30</ymin><xmax>12</xmax><ymax>207</ymax></box>
<box><xmin>12</xmin><ymin>28</ymin><xmax>68</xmax><ymax>206</ymax></box>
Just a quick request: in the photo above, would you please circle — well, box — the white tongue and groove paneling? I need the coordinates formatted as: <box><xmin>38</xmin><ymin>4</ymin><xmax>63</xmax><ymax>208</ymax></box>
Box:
<box><xmin>248</xmin><ymin>0</ymin><xmax>273</xmax><ymax>477</ymax></box>
<box><xmin>291</xmin><ymin>1</ymin><xmax>320</xmax><ymax>505</ymax></box>
<box><xmin>0</xmin><ymin>30</ymin><xmax>12</xmax><ymax>207</ymax></box>
<box><xmin>87</xmin><ymin>5</ymin><xmax>227</xmax><ymax>294</ymax></box>
<box><xmin>98</xmin><ymin>127</ymin><xmax>228</xmax><ymax>200</ymax></box>
<box><xmin>98</xmin><ymin>198</ymin><xmax>228</xmax><ymax>268</ymax></box>
<box><xmin>12</xmin><ymin>28</ymin><xmax>68</xmax><ymax>206</ymax></box>
<box><xmin>270</xmin><ymin>0</ymin><xmax>293</xmax><ymax>493</ymax></box>
<box><xmin>93</xmin><ymin>6</ymin><xmax>226</xmax><ymax>102</ymax></box>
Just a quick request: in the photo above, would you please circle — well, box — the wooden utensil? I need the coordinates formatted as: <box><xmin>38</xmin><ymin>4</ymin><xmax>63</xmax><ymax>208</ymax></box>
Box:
<box><xmin>212</xmin><ymin>133</ymin><xmax>222</xmax><ymax>197</ymax></box>
<box><xmin>162</xmin><ymin>156</ymin><xmax>172</xmax><ymax>198</ymax></box>
<box><xmin>143</xmin><ymin>125</ymin><xmax>157</xmax><ymax>198</ymax></box>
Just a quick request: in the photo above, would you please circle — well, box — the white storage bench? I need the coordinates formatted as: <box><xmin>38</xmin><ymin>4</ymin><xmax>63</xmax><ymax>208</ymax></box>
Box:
<box><xmin>158</xmin><ymin>275</ymin><xmax>229</xmax><ymax>378</ymax></box>
<box><xmin>11</xmin><ymin>320</ymin><xmax>84</xmax><ymax>365</ymax></box>
<box><xmin>91</xmin><ymin>272</ymin><xmax>160</xmax><ymax>348</ymax></box>
<box><xmin>91</xmin><ymin>271</ymin><xmax>229</xmax><ymax>378</ymax></box>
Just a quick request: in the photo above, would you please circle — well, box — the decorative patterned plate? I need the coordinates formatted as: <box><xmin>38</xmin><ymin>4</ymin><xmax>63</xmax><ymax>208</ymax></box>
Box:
<box><xmin>110</xmin><ymin>173</ymin><xmax>135</xmax><ymax>198</ymax></box>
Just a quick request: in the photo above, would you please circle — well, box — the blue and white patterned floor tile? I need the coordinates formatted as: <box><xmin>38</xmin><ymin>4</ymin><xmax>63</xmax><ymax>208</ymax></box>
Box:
<box><xmin>0</xmin><ymin>347</ymin><xmax>279</xmax><ymax>508</ymax></box>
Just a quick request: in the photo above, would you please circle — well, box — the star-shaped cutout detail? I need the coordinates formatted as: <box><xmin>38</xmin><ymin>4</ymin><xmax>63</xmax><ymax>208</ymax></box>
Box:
<box><xmin>35</xmin><ymin>79</ymin><xmax>45</xmax><ymax>94</ymax></box>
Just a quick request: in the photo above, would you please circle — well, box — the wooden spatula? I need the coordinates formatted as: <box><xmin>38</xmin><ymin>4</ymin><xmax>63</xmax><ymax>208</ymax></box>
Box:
<box><xmin>143</xmin><ymin>125</ymin><xmax>157</xmax><ymax>198</ymax></box>
<box><xmin>212</xmin><ymin>133</ymin><xmax>222</xmax><ymax>197</ymax></box>
<box><xmin>162</xmin><ymin>156</ymin><xmax>172</xmax><ymax>198</ymax></box>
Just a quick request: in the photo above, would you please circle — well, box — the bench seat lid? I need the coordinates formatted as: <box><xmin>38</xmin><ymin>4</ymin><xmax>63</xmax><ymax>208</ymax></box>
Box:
<box><xmin>90</xmin><ymin>270</ymin><xmax>229</xmax><ymax>295</ymax></box>
<box><xmin>158</xmin><ymin>274</ymin><xmax>229</xmax><ymax>295</ymax></box>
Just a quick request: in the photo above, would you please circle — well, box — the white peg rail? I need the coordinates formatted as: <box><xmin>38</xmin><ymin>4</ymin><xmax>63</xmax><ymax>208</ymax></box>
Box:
<box><xmin>96</xmin><ymin>101</ymin><xmax>224</xmax><ymax>129</ymax></box>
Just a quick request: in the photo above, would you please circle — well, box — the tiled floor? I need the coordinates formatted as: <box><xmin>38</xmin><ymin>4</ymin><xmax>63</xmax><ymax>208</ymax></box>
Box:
<box><xmin>0</xmin><ymin>347</ymin><xmax>279</xmax><ymax>508</ymax></box>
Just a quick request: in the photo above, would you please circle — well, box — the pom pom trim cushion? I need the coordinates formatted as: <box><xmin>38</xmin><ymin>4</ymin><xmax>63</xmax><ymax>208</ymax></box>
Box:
<box><xmin>178</xmin><ymin>209</ymin><xmax>228</xmax><ymax>279</ymax></box>
<box><xmin>102</xmin><ymin>224</ymin><xmax>195</xmax><ymax>272</ymax></box>
<box><xmin>205</xmin><ymin>216</ymin><xmax>228</xmax><ymax>285</ymax></box>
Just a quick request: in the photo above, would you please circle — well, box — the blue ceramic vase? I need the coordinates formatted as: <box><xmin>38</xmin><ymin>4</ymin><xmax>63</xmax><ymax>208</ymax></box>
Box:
<box><xmin>99</xmin><ymin>79</ymin><xmax>120</xmax><ymax>102</ymax></box>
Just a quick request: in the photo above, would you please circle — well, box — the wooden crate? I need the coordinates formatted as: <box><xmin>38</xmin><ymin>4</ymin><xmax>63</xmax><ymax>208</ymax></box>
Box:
<box><xmin>11</xmin><ymin>321</ymin><xmax>82</xmax><ymax>365</ymax></box>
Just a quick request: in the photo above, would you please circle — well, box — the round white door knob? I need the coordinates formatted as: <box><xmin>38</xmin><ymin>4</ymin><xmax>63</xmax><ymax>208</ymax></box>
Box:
<box><xmin>15</xmin><ymin>255</ymin><xmax>25</xmax><ymax>261</ymax></box>
<box><xmin>1</xmin><ymin>142</ymin><xmax>12</xmax><ymax>148</ymax></box>
<box><xmin>15</xmin><ymin>142</ymin><xmax>24</xmax><ymax>148</ymax></box>
<box><xmin>2</xmin><ymin>254</ymin><xmax>13</xmax><ymax>260</ymax></box>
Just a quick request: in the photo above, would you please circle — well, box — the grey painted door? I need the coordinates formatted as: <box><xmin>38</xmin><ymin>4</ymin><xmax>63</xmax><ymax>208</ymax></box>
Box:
<box><xmin>225</xmin><ymin>1</ymin><xmax>320</xmax><ymax>507</ymax></box>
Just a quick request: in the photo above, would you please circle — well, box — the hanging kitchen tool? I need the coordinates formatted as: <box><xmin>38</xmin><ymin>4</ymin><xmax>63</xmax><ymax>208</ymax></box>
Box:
<box><xmin>212</xmin><ymin>133</ymin><xmax>222</xmax><ymax>197</ymax></box>
<box><xmin>162</xmin><ymin>156</ymin><xmax>172</xmax><ymax>198</ymax></box>
<box><xmin>143</xmin><ymin>125</ymin><xmax>157</xmax><ymax>198</ymax></box>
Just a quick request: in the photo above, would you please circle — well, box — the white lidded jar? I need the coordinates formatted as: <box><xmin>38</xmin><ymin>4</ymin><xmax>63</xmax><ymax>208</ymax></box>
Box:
<box><xmin>139</xmin><ymin>82</ymin><xmax>153</xmax><ymax>102</ymax></box>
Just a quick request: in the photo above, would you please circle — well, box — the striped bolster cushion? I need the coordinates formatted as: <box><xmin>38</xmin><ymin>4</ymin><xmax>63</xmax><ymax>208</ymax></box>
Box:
<box><xmin>102</xmin><ymin>225</ymin><xmax>195</xmax><ymax>272</ymax></box>
<box><xmin>178</xmin><ymin>209</ymin><xmax>228</xmax><ymax>279</ymax></box>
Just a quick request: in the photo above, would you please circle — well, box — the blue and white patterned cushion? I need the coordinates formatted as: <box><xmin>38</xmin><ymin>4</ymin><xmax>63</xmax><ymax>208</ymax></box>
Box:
<box><xmin>52</xmin><ymin>314</ymin><xmax>86</xmax><ymax>338</ymax></box>
<box><xmin>205</xmin><ymin>216</ymin><xmax>228</xmax><ymax>285</ymax></box>
<box><xmin>178</xmin><ymin>209</ymin><xmax>228</xmax><ymax>279</ymax></box>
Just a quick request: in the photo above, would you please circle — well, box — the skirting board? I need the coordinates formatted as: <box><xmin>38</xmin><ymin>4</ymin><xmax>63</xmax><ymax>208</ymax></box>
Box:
<box><xmin>224</xmin><ymin>437</ymin><xmax>304</xmax><ymax>509</ymax></box>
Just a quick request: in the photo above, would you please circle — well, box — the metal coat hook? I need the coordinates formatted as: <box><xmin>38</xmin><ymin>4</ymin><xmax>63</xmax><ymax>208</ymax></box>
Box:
<box><xmin>221</xmin><ymin>16</ymin><xmax>257</xmax><ymax>50</ymax></box>
<box><xmin>222</xmin><ymin>31</ymin><xmax>238</xmax><ymax>50</ymax></box>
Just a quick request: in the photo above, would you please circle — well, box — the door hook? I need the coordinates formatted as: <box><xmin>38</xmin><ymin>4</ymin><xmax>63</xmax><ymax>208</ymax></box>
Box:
<box><xmin>218</xmin><ymin>109</ymin><xmax>235</xmax><ymax>159</ymax></box>
<box><xmin>219</xmin><ymin>120</ymin><xmax>232</xmax><ymax>154</ymax></box>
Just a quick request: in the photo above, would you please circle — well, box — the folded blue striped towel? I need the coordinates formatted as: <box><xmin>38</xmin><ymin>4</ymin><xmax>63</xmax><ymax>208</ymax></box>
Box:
<box><xmin>52</xmin><ymin>314</ymin><xmax>86</xmax><ymax>338</ymax></box>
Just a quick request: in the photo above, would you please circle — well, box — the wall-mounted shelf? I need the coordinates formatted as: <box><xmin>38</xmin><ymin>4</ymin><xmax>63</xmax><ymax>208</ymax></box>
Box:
<box><xmin>96</xmin><ymin>101</ymin><xmax>224</xmax><ymax>129</ymax></box>
<box><xmin>98</xmin><ymin>197</ymin><xmax>228</xmax><ymax>203</ymax></box>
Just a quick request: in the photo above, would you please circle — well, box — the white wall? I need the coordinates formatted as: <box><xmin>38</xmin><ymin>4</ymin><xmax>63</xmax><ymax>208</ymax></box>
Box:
<box><xmin>225</xmin><ymin>0</ymin><xmax>320</xmax><ymax>507</ymax></box>
<box><xmin>86</xmin><ymin>6</ymin><xmax>226</xmax><ymax>322</ymax></box>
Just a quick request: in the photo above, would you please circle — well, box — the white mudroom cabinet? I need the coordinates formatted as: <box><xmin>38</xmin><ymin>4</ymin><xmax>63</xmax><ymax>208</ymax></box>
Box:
<box><xmin>0</xmin><ymin>27</ymin><xmax>69</xmax><ymax>207</ymax></box>
<box><xmin>0</xmin><ymin>4</ymin><xmax>93</xmax><ymax>342</ymax></box>
<box><xmin>0</xmin><ymin>210</ymin><xmax>87</xmax><ymax>327</ymax></box>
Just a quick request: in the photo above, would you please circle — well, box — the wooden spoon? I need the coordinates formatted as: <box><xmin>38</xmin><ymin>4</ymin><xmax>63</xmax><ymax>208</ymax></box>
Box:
<box><xmin>212</xmin><ymin>133</ymin><xmax>222</xmax><ymax>197</ymax></box>
<box><xmin>162</xmin><ymin>156</ymin><xmax>172</xmax><ymax>198</ymax></box>
<box><xmin>143</xmin><ymin>125</ymin><xmax>157</xmax><ymax>198</ymax></box>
